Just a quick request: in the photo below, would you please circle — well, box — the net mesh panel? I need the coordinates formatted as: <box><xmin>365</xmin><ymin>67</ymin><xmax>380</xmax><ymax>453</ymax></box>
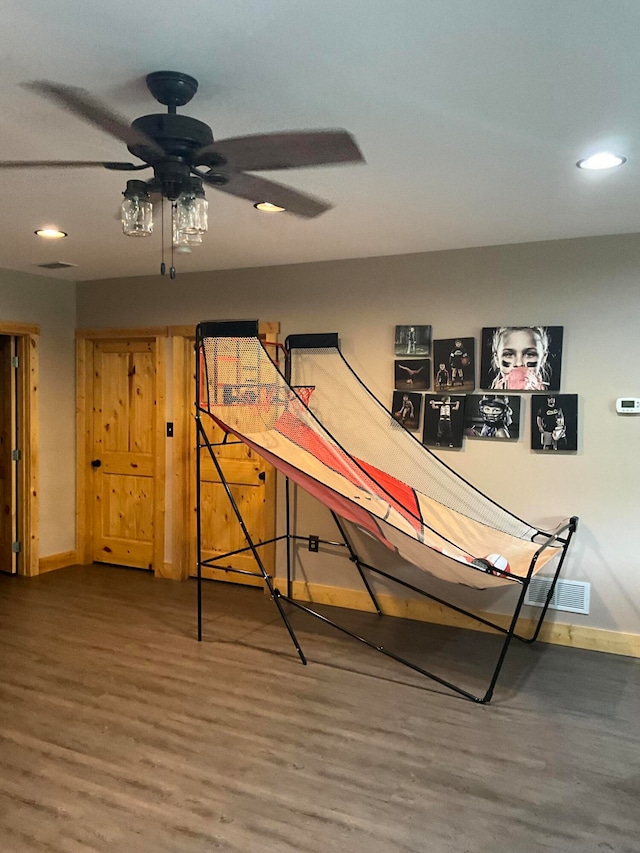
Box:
<box><xmin>201</xmin><ymin>336</ymin><xmax>428</xmax><ymax>533</ymax></box>
<box><xmin>200</xmin><ymin>336</ymin><xmax>288</xmax><ymax>433</ymax></box>
<box><xmin>289</xmin><ymin>346</ymin><xmax>538</xmax><ymax>540</ymax></box>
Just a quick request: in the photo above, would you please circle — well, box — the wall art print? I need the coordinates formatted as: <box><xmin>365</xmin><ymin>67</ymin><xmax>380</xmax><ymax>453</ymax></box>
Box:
<box><xmin>480</xmin><ymin>326</ymin><xmax>563</xmax><ymax>392</ymax></box>
<box><xmin>422</xmin><ymin>394</ymin><xmax>466</xmax><ymax>448</ymax></box>
<box><xmin>464</xmin><ymin>393</ymin><xmax>521</xmax><ymax>440</ymax></box>
<box><xmin>531</xmin><ymin>393</ymin><xmax>578</xmax><ymax>452</ymax></box>
<box><xmin>394</xmin><ymin>325</ymin><xmax>432</xmax><ymax>357</ymax></box>
<box><xmin>391</xmin><ymin>390</ymin><xmax>423</xmax><ymax>432</ymax></box>
<box><xmin>394</xmin><ymin>358</ymin><xmax>430</xmax><ymax>391</ymax></box>
<box><xmin>432</xmin><ymin>336</ymin><xmax>475</xmax><ymax>393</ymax></box>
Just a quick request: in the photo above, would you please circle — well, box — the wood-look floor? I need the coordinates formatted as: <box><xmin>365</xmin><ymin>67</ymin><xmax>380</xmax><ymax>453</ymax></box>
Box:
<box><xmin>0</xmin><ymin>565</ymin><xmax>638</xmax><ymax>853</ymax></box>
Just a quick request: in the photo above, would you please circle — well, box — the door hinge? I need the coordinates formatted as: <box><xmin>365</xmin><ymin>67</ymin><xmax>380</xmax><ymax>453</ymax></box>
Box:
<box><xmin>12</xmin><ymin>541</ymin><xmax>22</xmax><ymax>553</ymax></box>
<box><xmin>12</xmin><ymin>449</ymin><xmax>21</xmax><ymax>462</ymax></box>
<box><xmin>11</xmin><ymin>355</ymin><xmax>19</xmax><ymax>369</ymax></box>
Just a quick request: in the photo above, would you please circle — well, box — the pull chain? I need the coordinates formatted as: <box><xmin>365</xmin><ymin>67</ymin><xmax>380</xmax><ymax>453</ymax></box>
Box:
<box><xmin>160</xmin><ymin>198</ymin><xmax>166</xmax><ymax>276</ymax></box>
<box><xmin>170</xmin><ymin>202</ymin><xmax>176</xmax><ymax>279</ymax></box>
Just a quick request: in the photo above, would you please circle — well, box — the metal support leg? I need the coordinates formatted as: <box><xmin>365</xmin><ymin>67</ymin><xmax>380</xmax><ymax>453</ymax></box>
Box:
<box><xmin>480</xmin><ymin>518</ymin><xmax>578</xmax><ymax>702</ymax></box>
<box><xmin>286</xmin><ymin>477</ymin><xmax>293</xmax><ymax>599</ymax></box>
<box><xmin>195</xmin><ymin>406</ymin><xmax>203</xmax><ymax>640</ymax></box>
<box><xmin>197</xmin><ymin>418</ymin><xmax>307</xmax><ymax>665</ymax></box>
<box><xmin>480</xmin><ymin>575</ymin><xmax>534</xmax><ymax>703</ymax></box>
<box><xmin>523</xmin><ymin>517</ymin><xmax>578</xmax><ymax>644</ymax></box>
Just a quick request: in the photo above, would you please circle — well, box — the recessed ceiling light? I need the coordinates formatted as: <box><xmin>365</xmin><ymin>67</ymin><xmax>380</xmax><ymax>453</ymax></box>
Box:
<box><xmin>34</xmin><ymin>228</ymin><xmax>68</xmax><ymax>239</ymax></box>
<box><xmin>576</xmin><ymin>152</ymin><xmax>626</xmax><ymax>170</ymax></box>
<box><xmin>254</xmin><ymin>202</ymin><xmax>286</xmax><ymax>212</ymax></box>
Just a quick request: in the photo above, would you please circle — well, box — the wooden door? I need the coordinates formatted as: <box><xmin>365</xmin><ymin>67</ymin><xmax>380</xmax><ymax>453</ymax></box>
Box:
<box><xmin>173</xmin><ymin>325</ymin><xmax>278</xmax><ymax>585</ymax></box>
<box><xmin>90</xmin><ymin>337</ymin><xmax>161</xmax><ymax>570</ymax></box>
<box><xmin>195</xmin><ymin>394</ymin><xmax>275</xmax><ymax>586</ymax></box>
<box><xmin>0</xmin><ymin>335</ymin><xmax>16</xmax><ymax>573</ymax></box>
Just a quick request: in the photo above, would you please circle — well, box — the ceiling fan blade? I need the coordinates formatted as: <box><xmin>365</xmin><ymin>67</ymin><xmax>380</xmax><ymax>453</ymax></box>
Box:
<box><xmin>194</xmin><ymin>130</ymin><xmax>364</xmax><ymax>171</ymax></box>
<box><xmin>22</xmin><ymin>81</ymin><xmax>165</xmax><ymax>159</ymax></box>
<box><xmin>202</xmin><ymin>170</ymin><xmax>332</xmax><ymax>218</ymax></box>
<box><xmin>0</xmin><ymin>160</ymin><xmax>145</xmax><ymax>170</ymax></box>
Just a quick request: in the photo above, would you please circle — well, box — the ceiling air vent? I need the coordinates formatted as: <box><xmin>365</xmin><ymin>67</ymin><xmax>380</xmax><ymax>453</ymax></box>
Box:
<box><xmin>36</xmin><ymin>261</ymin><xmax>77</xmax><ymax>270</ymax></box>
<box><xmin>524</xmin><ymin>578</ymin><xmax>590</xmax><ymax>615</ymax></box>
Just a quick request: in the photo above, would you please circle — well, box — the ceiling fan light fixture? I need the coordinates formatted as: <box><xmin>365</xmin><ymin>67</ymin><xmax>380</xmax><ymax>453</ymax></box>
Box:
<box><xmin>254</xmin><ymin>202</ymin><xmax>286</xmax><ymax>213</ymax></box>
<box><xmin>121</xmin><ymin>179</ymin><xmax>153</xmax><ymax>237</ymax></box>
<box><xmin>173</xmin><ymin>221</ymin><xmax>203</xmax><ymax>251</ymax></box>
<box><xmin>576</xmin><ymin>152</ymin><xmax>626</xmax><ymax>170</ymax></box>
<box><xmin>34</xmin><ymin>227</ymin><xmax>67</xmax><ymax>239</ymax></box>
<box><xmin>175</xmin><ymin>179</ymin><xmax>208</xmax><ymax>235</ymax></box>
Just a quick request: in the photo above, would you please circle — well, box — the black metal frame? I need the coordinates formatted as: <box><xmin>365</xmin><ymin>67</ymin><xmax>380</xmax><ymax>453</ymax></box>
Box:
<box><xmin>194</xmin><ymin>322</ymin><xmax>579</xmax><ymax>704</ymax></box>
<box><xmin>282</xmin><ymin>514</ymin><xmax>577</xmax><ymax>703</ymax></box>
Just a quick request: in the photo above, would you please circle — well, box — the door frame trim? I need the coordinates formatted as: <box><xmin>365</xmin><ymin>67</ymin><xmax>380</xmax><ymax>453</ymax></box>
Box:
<box><xmin>76</xmin><ymin>327</ymin><xmax>168</xmax><ymax>573</ymax></box>
<box><xmin>0</xmin><ymin>321</ymin><xmax>39</xmax><ymax>576</ymax></box>
<box><xmin>169</xmin><ymin>322</ymin><xmax>279</xmax><ymax>581</ymax></box>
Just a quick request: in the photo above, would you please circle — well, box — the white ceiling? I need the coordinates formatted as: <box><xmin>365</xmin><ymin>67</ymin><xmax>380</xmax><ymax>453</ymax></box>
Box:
<box><xmin>0</xmin><ymin>0</ymin><xmax>638</xmax><ymax>281</ymax></box>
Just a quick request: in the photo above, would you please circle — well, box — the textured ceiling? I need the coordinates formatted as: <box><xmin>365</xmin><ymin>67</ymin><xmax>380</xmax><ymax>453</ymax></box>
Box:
<box><xmin>0</xmin><ymin>0</ymin><xmax>638</xmax><ymax>281</ymax></box>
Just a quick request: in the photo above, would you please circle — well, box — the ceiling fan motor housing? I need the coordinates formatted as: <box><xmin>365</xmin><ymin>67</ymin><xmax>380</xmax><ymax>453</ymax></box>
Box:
<box><xmin>129</xmin><ymin>114</ymin><xmax>214</xmax><ymax>162</ymax></box>
<box><xmin>145</xmin><ymin>70</ymin><xmax>199</xmax><ymax>109</ymax></box>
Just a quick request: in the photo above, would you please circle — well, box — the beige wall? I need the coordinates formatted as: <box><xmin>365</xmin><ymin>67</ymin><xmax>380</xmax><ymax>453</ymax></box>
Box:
<box><xmin>0</xmin><ymin>267</ymin><xmax>76</xmax><ymax>559</ymax></box>
<box><xmin>75</xmin><ymin>232</ymin><xmax>640</xmax><ymax>635</ymax></box>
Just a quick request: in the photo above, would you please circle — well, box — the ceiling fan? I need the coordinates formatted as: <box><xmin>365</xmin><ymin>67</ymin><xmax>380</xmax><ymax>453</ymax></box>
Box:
<box><xmin>0</xmin><ymin>69</ymin><xmax>364</xmax><ymax>235</ymax></box>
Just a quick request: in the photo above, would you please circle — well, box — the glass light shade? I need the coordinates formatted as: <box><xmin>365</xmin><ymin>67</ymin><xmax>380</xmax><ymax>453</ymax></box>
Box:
<box><xmin>172</xmin><ymin>225</ymin><xmax>190</xmax><ymax>253</ymax></box>
<box><xmin>175</xmin><ymin>192</ymin><xmax>199</xmax><ymax>234</ymax></box>
<box><xmin>175</xmin><ymin>192</ymin><xmax>208</xmax><ymax>234</ymax></box>
<box><xmin>195</xmin><ymin>195</ymin><xmax>208</xmax><ymax>233</ymax></box>
<box><xmin>121</xmin><ymin>196</ymin><xmax>153</xmax><ymax>237</ymax></box>
<box><xmin>173</xmin><ymin>223</ymin><xmax>203</xmax><ymax>252</ymax></box>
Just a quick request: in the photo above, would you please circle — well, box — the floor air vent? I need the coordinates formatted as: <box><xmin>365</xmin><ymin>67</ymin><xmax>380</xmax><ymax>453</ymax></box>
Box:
<box><xmin>36</xmin><ymin>261</ymin><xmax>77</xmax><ymax>270</ymax></box>
<box><xmin>524</xmin><ymin>578</ymin><xmax>590</xmax><ymax>615</ymax></box>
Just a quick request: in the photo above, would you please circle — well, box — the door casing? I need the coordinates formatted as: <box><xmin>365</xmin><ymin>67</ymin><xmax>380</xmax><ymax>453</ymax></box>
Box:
<box><xmin>0</xmin><ymin>335</ymin><xmax>17</xmax><ymax>573</ymax></box>
<box><xmin>0</xmin><ymin>321</ymin><xmax>38</xmax><ymax>576</ymax></box>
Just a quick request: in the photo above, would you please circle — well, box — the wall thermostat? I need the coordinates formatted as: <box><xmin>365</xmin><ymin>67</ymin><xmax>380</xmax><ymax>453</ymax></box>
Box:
<box><xmin>616</xmin><ymin>397</ymin><xmax>640</xmax><ymax>414</ymax></box>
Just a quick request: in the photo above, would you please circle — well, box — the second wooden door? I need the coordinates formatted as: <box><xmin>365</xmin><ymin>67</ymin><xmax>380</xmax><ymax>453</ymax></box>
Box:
<box><xmin>179</xmin><ymin>325</ymin><xmax>278</xmax><ymax>586</ymax></box>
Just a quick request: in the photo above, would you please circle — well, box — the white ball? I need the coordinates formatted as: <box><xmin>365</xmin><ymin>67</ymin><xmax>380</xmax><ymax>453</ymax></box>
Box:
<box><xmin>485</xmin><ymin>553</ymin><xmax>511</xmax><ymax>575</ymax></box>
